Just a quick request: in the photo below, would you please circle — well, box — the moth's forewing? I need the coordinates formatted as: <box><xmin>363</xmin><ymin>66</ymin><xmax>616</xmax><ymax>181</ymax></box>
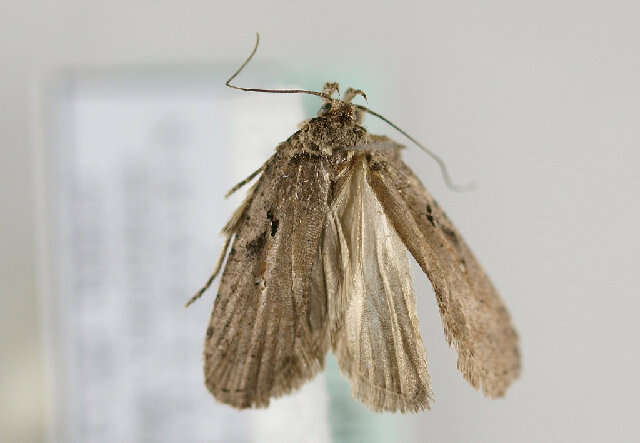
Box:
<box><xmin>325</xmin><ymin>155</ymin><xmax>432</xmax><ymax>412</ymax></box>
<box><xmin>368</xmin><ymin>153</ymin><xmax>521</xmax><ymax>398</ymax></box>
<box><xmin>203</xmin><ymin>153</ymin><xmax>332</xmax><ymax>408</ymax></box>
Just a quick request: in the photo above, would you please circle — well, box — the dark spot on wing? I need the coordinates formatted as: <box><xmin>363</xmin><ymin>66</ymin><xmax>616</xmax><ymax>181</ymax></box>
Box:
<box><xmin>266</xmin><ymin>209</ymin><xmax>279</xmax><ymax>237</ymax></box>
<box><xmin>441</xmin><ymin>225</ymin><xmax>459</xmax><ymax>245</ymax></box>
<box><xmin>246</xmin><ymin>231</ymin><xmax>266</xmax><ymax>255</ymax></box>
<box><xmin>206</xmin><ymin>327</ymin><xmax>214</xmax><ymax>338</ymax></box>
<box><xmin>426</xmin><ymin>213</ymin><xmax>436</xmax><ymax>227</ymax></box>
<box><xmin>426</xmin><ymin>203</ymin><xmax>432</xmax><ymax>214</ymax></box>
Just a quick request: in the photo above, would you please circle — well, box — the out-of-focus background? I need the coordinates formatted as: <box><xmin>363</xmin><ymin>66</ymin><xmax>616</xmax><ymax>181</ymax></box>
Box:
<box><xmin>2</xmin><ymin>1</ymin><xmax>639</xmax><ymax>442</ymax></box>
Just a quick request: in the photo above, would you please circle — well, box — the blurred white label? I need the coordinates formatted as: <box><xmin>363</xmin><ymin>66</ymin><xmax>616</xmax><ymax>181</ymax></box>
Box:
<box><xmin>48</xmin><ymin>71</ymin><xmax>330</xmax><ymax>443</ymax></box>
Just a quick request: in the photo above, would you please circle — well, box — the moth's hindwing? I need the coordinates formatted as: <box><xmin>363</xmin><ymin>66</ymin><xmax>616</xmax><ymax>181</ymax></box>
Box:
<box><xmin>203</xmin><ymin>153</ymin><xmax>332</xmax><ymax>408</ymax></box>
<box><xmin>368</xmin><ymin>153</ymin><xmax>521</xmax><ymax>398</ymax></box>
<box><xmin>324</xmin><ymin>155</ymin><xmax>433</xmax><ymax>412</ymax></box>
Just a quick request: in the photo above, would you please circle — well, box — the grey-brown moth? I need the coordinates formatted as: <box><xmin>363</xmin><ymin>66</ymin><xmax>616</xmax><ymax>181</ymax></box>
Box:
<box><xmin>188</xmin><ymin>34</ymin><xmax>520</xmax><ymax>413</ymax></box>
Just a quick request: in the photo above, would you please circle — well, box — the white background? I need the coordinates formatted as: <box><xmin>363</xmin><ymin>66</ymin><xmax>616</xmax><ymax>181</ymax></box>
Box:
<box><xmin>2</xmin><ymin>1</ymin><xmax>639</xmax><ymax>442</ymax></box>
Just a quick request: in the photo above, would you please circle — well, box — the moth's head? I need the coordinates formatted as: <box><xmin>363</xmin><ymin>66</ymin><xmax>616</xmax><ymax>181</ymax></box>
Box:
<box><xmin>317</xmin><ymin>82</ymin><xmax>365</xmax><ymax>124</ymax></box>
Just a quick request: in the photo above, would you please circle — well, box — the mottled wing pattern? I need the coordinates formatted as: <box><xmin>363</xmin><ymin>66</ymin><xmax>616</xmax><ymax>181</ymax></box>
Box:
<box><xmin>324</xmin><ymin>155</ymin><xmax>432</xmax><ymax>412</ymax></box>
<box><xmin>203</xmin><ymin>153</ymin><xmax>332</xmax><ymax>408</ymax></box>
<box><xmin>367</xmin><ymin>149</ymin><xmax>521</xmax><ymax>398</ymax></box>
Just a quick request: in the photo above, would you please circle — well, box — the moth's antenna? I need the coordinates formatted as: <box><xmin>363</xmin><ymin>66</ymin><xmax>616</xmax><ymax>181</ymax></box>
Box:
<box><xmin>226</xmin><ymin>33</ymin><xmax>330</xmax><ymax>101</ymax></box>
<box><xmin>355</xmin><ymin>105</ymin><xmax>476</xmax><ymax>192</ymax></box>
<box><xmin>227</xmin><ymin>33</ymin><xmax>473</xmax><ymax>192</ymax></box>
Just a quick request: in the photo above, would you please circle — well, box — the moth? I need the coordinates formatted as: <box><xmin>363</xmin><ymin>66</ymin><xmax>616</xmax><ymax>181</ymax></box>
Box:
<box><xmin>188</xmin><ymin>34</ymin><xmax>520</xmax><ymax>412</ymax></box>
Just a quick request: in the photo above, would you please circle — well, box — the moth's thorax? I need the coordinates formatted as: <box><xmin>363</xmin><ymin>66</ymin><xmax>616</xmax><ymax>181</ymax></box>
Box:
<box><xmin>279</xmin><ymin>103</ymin><xmax>368</xmax><ymax>157</ymax></box>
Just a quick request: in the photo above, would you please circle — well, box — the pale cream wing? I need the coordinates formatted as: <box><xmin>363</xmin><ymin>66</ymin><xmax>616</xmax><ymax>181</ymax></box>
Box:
<box><xmin>367</xmin><ymin>152</ymin><xmax>520</xmax><ymax>398</ymax></box>
<box><xmin>203</xmin><ymin>153</ymin><xmax>331</xmax><ymax>409</ymax></box>
<box><xmin>326</xmin><ymin>156</ymin><xmax>432</xmax><ymax>412</ymax></box>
